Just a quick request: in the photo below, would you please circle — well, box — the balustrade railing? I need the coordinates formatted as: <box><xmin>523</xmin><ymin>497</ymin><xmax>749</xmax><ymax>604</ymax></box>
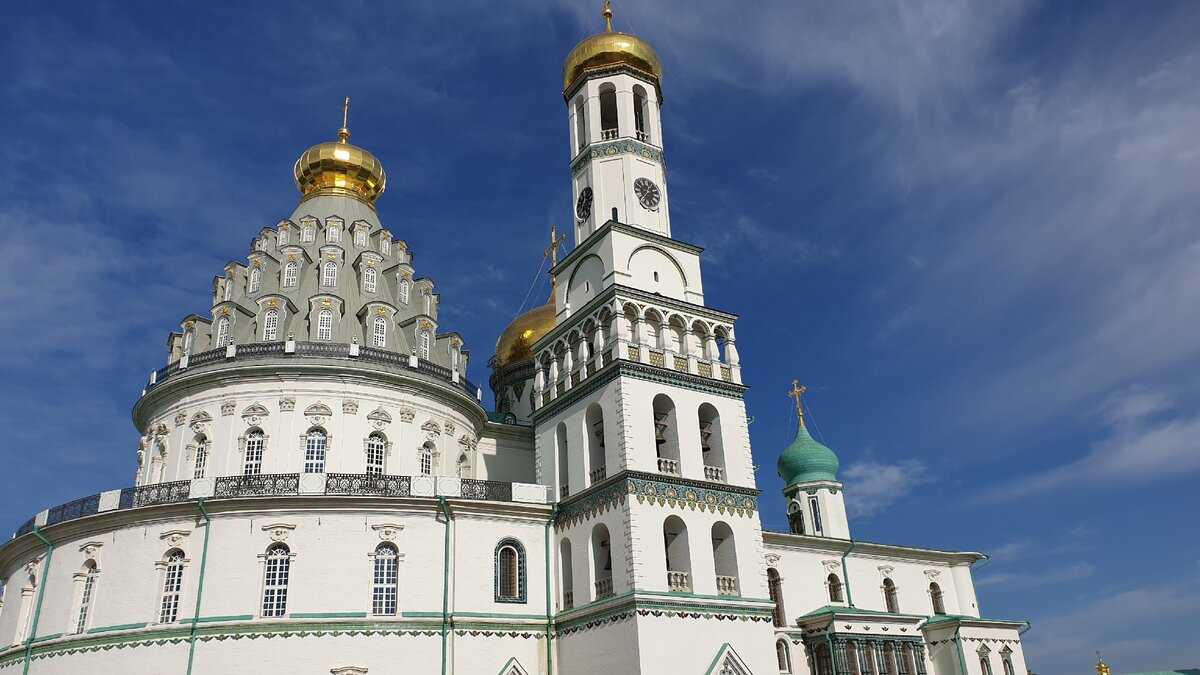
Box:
<box><xmin>697</xmin><ymin>362</ymin><xmax>713</xmax><ymax>378</ymax></box>
<box><xmin>721</xmin><ymin>365</ymin><xmax>732</xmax><ymax>382</ymax></box>
<box><xmin>673</xmin><ymin>355</ymin><xmax>688</xmax><ymax>372</ymax></box>
<box><xmin>562</xmin><ymin>590</ymin><xmax>574</xmax><ymax>610</ymax></box>
<box><xmin>601</xmin><ymin>128</ymin><xmax>618</xmax><ymax>140</ymax></box>
<box><xmin>648</xmin><ymin>349</ymin><xmax>665</xmax><ymax>368</ymax></box>
<box><xmin>560</xmin><ymin>484</ymin><xmax>570</xmax><ymax>498</ymax></box>
<box><xmin>131</xmin><ymin>481</ymin><xmax>192</xmax><ymax>508</ymax></box>
<box><xmin>626</xmin><ymin>345</ymin><xmax>639</xmax><ymax>360</ymax></box>
<box><xmin>45</xmin><ymin>494</ymin><xmax>101</xmax><ymax>526</ymax></box>
<box><xmin>147</xmin><ymin>342</ymin><xmax>479</xmax><ymax>399</ymax></box>
<box><xmin>636</xmin><ymin>130</ymin><xmax>650</xmax><ymax>142</ymax></box>
<box><xmin>460</xmin><ymin>479</ymin><xmax>513</xmax><ymax>502</ymax></box>
<box><xmin>214</xmin><ymin>473</ymin><xmax>301</xmax><ymax>498</ymax></box>
<box><xmin>703</xmin><ymin>465</ymin><xmax>725</xmax><ymax>482</ymax></box>
<box><xmin>325</xmin><ymin>473</ymin><xmax>411</xmax><ymax>497</ymax></box>
<box><xmin>667</xmin><ymin>570</ymin><xmax>691</xmax><ymax>592</ymax></box>
<box><xmin>589</xmin><ymin>467</ymin><xmax>606</xmax><ymax>484</ymax></box>
<box><xmin>656</xmin><ymin>457</ymin><xmax>680</xmax><ymax>475</ymax></box>
<box><xmin>594</xmin><ymin>576</ymin><xmax>614</xmax><ymax>599</ymax></box>
<box><xmin>716</xmin><ymin>575</ymin><xmax>739</xmax><ymax>596</ymax></box>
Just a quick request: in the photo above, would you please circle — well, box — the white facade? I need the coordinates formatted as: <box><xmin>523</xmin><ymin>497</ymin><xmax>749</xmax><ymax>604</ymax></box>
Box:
<box><xmin>0</xmin><ymin>14</ymin><xmax>1033</xmax><ymax>675</ymax></box>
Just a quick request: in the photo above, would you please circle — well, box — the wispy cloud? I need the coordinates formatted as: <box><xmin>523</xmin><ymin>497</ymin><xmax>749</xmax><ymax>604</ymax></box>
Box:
<box><xmin>841</xmin><ymin>459</ymin><xmax>933</xmax><ymax>517</ymax></box>
<box><xmin>976</xmin><ymin>562</ymin><xmax>1095</xmax><ymax>589</ymax></box>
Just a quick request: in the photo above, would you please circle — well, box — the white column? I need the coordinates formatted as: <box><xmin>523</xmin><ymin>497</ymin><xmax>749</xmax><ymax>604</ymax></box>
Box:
<box><xmin>616</xmin><ymin>83</ymin><xmax>636</xmax><ymax>139</ymax></box>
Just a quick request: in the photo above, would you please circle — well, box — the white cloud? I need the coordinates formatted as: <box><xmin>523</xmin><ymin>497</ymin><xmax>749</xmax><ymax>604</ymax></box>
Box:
<box><xmin>975</xmin><ymin>562</ymin><xmax>1095</xmax><ymax>589</ymax></box>
<box><xmin>841</xmin><ymin>459</ymin><xmax>933</xmax><ymax>517</ymax></box>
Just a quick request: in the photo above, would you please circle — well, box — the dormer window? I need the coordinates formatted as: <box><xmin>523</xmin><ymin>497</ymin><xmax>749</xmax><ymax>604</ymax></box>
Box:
<box><xmin>223</xmin><ymin>279</ymin><xmax>233</xmax><ymax>301</ymax></box>
<box><xmin>278</xmin><ymin>228</ymin><xmax>289</xmax><ymax>245</ymax></box>
<box><xmin>215</xmin><ymin>317</ymin><xmax>231</xmax><ymax>348</ymax></box>
<box><xmin>326</xmin><ymin>226</ymin><xmax>340</xmax><ymax>244</ymax></box>
<box><xmin>418</xmin><ymin>330</ymin><xmax>430</xmax><ymax>359</ymax></box>
<box><xmin>363</xmin><ymin>267</ymin><xmax>377</xmax><ymax>293</ymax></box>
<box><xmin>301</xmin><ymin>227</ymin><xmax>315</xmax><ymax>243</ymax></box>
<box><xmin>317</xmin><ymin>309</ymin><xmax>333</xmax><ymax>341</ymax></box>
<box><xmin>380</xmin><ymin>238</ymin><xmax>391</xmax><ymax>255</ymax></box>
<box><xmin>283</xmin><ymin>262</ymin><xmax>298</xmax><ymax>288</ymax></box>
<box><xmin>322</xmin><ymin>262</ymin><xmax>338</xmax><ymax>287</ymax></box>
<box><xmin>263</xmin><ymin>309</ymin><xmax>280</xmax><ymax>341</ymax></box>
<box><xmin>248</xmin><ymin>267</ymin><xmax>262</xmax><ymax>294</ymax></box>
<box><xmin>354</xmin><ymin>229</ymin><xmax>367</xmax><ymax>247</ymax></box>
<box><xmin>399</xmin><ymin>279</ymin><xmax>410</xmax><ymax>304</ymax></box>
<box><xmin>372</xmin><ymin>316</ymin><xmax>387</xmax><ymax>347</ymax></box>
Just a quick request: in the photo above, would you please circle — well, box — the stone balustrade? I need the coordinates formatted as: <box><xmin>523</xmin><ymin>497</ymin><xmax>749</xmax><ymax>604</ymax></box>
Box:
<box><xmin>657</xmin><ymin>457</ymin><xmax>680</xmax><ymax>475</ymax></box>
<box><xmin>594</xmin><ymin>576</ymin><xmax>614</xmax><ymax>599</ymax></box>
<box><xmin>703</xmin><ymin>465</ymin><xmax>725</xmax><ymax>482</ymax></box>
<box><xmin>667</xmin><ymin>570</ymin><xmax>691</xmax><ymax>593</ymax></box>
<box><xmin>716</xmin><ymin>575</ymin><xmax>739</xmax><ymax>596</ymax></box>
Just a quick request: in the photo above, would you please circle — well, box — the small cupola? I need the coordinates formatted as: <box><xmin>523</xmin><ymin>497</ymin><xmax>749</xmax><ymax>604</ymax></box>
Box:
<box><xmin>293</xmin><ymin>97</ymin><xmax>387</xmax><ymax>207</ymax></box>
<box><xmin>777</xmin><ymin>380</ymin><xmax>840</xmax><ymax>488</ymax></box>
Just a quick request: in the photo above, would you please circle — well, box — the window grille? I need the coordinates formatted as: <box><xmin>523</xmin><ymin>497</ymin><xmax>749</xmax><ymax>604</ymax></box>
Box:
<box><xmin>419</xmin><ymin>444</ymin><xmax>433</xmax><ymax>475</ymax></box>
<box><xmin>261</xmin><ymin>544</ymin><xmax>290</xmax><ymax>617</ymax></box>
<box><xmin>372</xmin><ymin>544</ymin><xmax>398</xmax><ymax>615</ymax></box>
<box><xmin>366</xmin><ymin>434</ymin><xmax>386</xmax><ymax>476</ymax></box>
<box><xmin>399</xmin><ymin>280</ymin><xmax>410</xmax><ymax>304</ymax></box>
<box><xmin>283</xmin><ymin>262</ymin><xmax>298</xmax><ymax>288</ymax></box>
<box><xmin>159</xmin><ymin>550</ymin><xmax>185</xmax><ymax>623</ymax></box>
<box><xmin>263</xmin><ymin>309</ymin><xmax>279</xmax><ymax>341</ymax></box>
<box><xmin>495</xmin><ymin>540</ymin><xmax>525</xmax><ymax>602</ymax></box>
<box><xmin>302</xmin><ymin>227</ymin><xmax>314</xmax><ymax>242</ymax></box>
<box><xmin>380</xmin><ymin>238</ymin><xmax>390</xmax><ymax>255</ymax></box>
<box><xmin>419</xmin><ymin>331</ymin><xmax>430</xmax><ymax>359</ymax></box>
<box><xmin>248</xmin><ymin>267</ymin><xmax>261</xmax><ymax>294</ymax></box>
<box><xmin>317</xmin><ymin>309</ymin><xmax>333</xmax><ymax>341</ymax></box>
<box><xmin>243</xmin><ymin>430</ymin><xmax>265</xmax><ymax>475</ymax></box>
<box><xmin>363</xmin><ymin>267</ymin><xmax>377</xmax><ymax>293</ymax></box>
<box><xmin>372</xmin><ymin>316</ymin><xmax>387</xmax><ymax>347</ymax></box>
<box><xmin>75</xmin><ymin>562</ymin><xmax>99</xmax><ymax>633</ymax></box>
<box><xmin>304</xmin><ymin>429</ymin><xmax>327</xmax><ymax>473</ymax></box>
<box><xmin>322</xmin><ymin>262</ymin><xmax>338</xmax><ymax>287</ymax></box>
<box><xmin>326</xmin><ymin>226</ymin><xmax>340</xmax><ymax>244</ymax></box>
<box><xmin>354</xmin><ymin>229</ymin><xmax>367</xmax><ymax>247</ymax></box>
<box><xmin>193</xmin><ymin>439</ymin><xmax>209</xmax><ymax>479</ymax></box>
<box><xmin>215</xmin><ymin>317</ymin><xmax>230</xmax><ymax>348</ymax></box>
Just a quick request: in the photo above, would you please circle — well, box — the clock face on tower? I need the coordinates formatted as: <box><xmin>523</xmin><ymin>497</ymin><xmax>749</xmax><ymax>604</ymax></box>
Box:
<box><xmin>575</xmin><ymin>187</ymin><xmax>593</xmax><ymax>221</ymax></box>
<box><xmin>633</xmin><ymin>178</ymin><xmax>661</xmax><ymax>210</ymax></box>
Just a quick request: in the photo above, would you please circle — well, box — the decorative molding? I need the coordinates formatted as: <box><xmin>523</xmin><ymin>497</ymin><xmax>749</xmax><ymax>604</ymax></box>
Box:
<box><xmin>261</xmin><ymin>523</ymin><xmax>296</xmax><ymax>542</ymax></box>
<box><xmin>159</xmin><ymin>530</ymin><xmax>191</xmax><ymax>548</ymax></box>
<box><xmin>570</xmin><ymin>137</ymin><xmax>664</xmax><ymax>176</ymax></box>
<box><xmin>241</xmin><ymin>403</ymin><xmax>269</xmax><ymax>425</ymax></box>
<box><xmin>821</xmin><ymin>560</ymin><xmax>842</xmax><ymax>574</ymax></box>
<box><xmin>420</xmin><ymin>420</ymin><xmax>441</xmax><ymax>438</ymax></box>
<box><xmin>556</xmin><ymin>471</ymin><xmax>758</xmax><ymax>529</ymax></box>
<box><xmin>342</xmin><ymin>399</ymin><xmax>359</xmax><ymax>415</ymax></box>
<box><xmin>370</xmin><ymin>523</ymin><xmax>404</xmax><ymax>542</ymax></box>
<box><xmin>173</xmin><ymin>412</ymin><xmax>187</xmax><ymax>428</ymax></box>
<box><xmin>331</xmin><ymin>668</ymin><xmax>368</xmax><ymax>675</ymax></box>
<box><xmin>397</xmin><ymin>406</ymin><xmax>415</xmax><ymax>423</ymax></box>
<box><xmin>279</xmin><ymin>397</ymin><xmax>296</xmax><ymax>412</ymax></box>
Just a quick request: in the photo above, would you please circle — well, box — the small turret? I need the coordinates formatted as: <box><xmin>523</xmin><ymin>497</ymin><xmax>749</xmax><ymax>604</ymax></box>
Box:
<box><xmin>779</xmin><ymin>381</ymin><xmax>850</xmax><ymax>538</ymax></box>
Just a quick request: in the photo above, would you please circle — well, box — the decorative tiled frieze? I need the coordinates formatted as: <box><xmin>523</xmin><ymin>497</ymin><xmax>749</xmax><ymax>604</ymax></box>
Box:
<box><xmin>556</xmin><ymin>471</ymin><xmax>759</xmax><ymax>529</ymax></box>
<box><xmin>570</xmin><ymin>138</ymin><xmax>664</xmax><ymax>175</ymax></box>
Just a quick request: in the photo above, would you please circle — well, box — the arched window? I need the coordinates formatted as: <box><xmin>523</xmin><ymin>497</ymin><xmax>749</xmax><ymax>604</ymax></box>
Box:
<box><xmin>283</xmin><ymin>262</ymin><xmax>299</xmax><ymax>288</ymax></box>
<box><xmin>398</xmin><ymin>279</ymin><xmax>411</xmax><ymax>304</ymax></box>
<box><xmin>322</xmin><ymin>261</ymin><xmax>338</xmax><ymax>287</ymax></box>
<box><xmin>365</xmin><ymin>433</ymin><xmax>386</xmax><ymax>475</ymax></box>
<box><xmin>591</xmin><ymin>523</ymin><xmax>613</xmax><ymax>599</ymax></box>
<box><xmin>223</xmin><ymin>278</ymin><xmax>233</xmax><ymax>301</ymax></box>
<box><xmin>767</xmin><ymin>568</ymin><xmax>785</xmax><ymax>627</ymax></box>
<box><xmin>371</xmin><ymin>543</ymin><xmax>398</xmax><ymax>616</ymax></box>
<box><xmin>883</xmin><ymin>577</ymin><xmax>899</xmax><ymax>613</ymax></box>
<box><xmin>555</xmin><ymin>422</ymin><xmax>569</xmax><ymax>497</ymax></box>
<box><xmin>1001</xmin><ymin>650</ymin><xmax>1015</xmax><ymax>675</ymax></box>
<box><xmin>652</xmin><ymin>394</ymin><xmax>680</xmax><ymax>475</ymax></box>
<box><xmin>74</xmin><ymin>560</ymin><xmax>99</xmax><ymax>634</ymax></box>
<box><xmin>787</xmin><ymin>500</ymin><xmax>806</xmax><ymax>535</ymax></box>
<box><xmin>711</xmin><ymin>521</ymin><xmax>739</xmax><ymax>596</ymax></box>
<box><xmin>248</xmin><ymin>267</ymin><xmax>262</xmax><ymax>294</ymax></box>
<box><xmin>215</xmin><ymin>317</ymin><xmax>230</xmax><ymax>348</ymax></box>
<box><xmin>372</xmin><ymin>316</ymin><xmax>387</xmax><ymax>347</ymax></box>
<box><xmin>574</xmin><ymin>97</ymin><xmax>587</xmax><ymax>150</ymax></box>
<box><xmin>930</xmin><ymin>582</ymin><xmax>946</xmax><ymax>615</ymax></box>
<box><xmin>380</xmin><ymin>238</ymin><xmax>391</xmax><ymax>255</ymax></box>
<box><xmin>979</xmin><ymin>656</ymin><xmax>994</xmax><ymax>675</ymax></box>
<box><xmin>278</xmin><ymin>227</ymin><xmax>290</xmax><ymax>245</ymax></box>
<box><xmin>633</xmin><ymin>85</ymin><xmax>650</xmax><ymax>142</ymax></box>
<box><xmin>663</xmin><ymin>515</ymin><xmax>691</xmax><ymax>592</ymax></box>
<box><xmin>301</xmin><ymin>226</ymin><xmax>315</xmax><ymax>242</ymax></box>
<box><xmin>494</xmin><ymin>539</ymin><xmax>526</xmax><ymax>603</ymax></box>
<box><xmin>159</xmin><ymin>549</ymin><xmax>185</xmax><ymax>623</ymax></box>
<box><xmin>419</xmin><ymin>441</ymin><xmax>434</xmax><ymax>475</ymax></box>
<box><xmin>326</xmin><ymin>225</ymin><xmax>340</xmax><ymax>244</ymax></box>
<box><xmin>363</xmin><ymin>266</ymin><xmax>377</xmax><ymax>293</ymax></box>
<box><xmin>354</xmin><ymin>228</ymin><xmax>367</xmax><ymax>247</ymax></box>
<box><xmin>193</xmin><ymin>436</ymin><xmax>209</xmax><ymax>479</ymax></box>
<box><xmin>827</xmin><ymin>573</ymin><xmax>844</xmax><ymax>602</ymax></box>
<box><xmin>317</xmin><ymin>308</ymin><xmax>334</xmax><ymax>341</ymax></box>
<box><xmin>698</xmin><ymin>403</ymin><xmax>725</xmax><ymax>481</ymax></box>
<box><xmin>585</xmin><ymin>403</ymin><xmax>606</xmax><ymax>484</ymax></box>
<box><xmin>263</xmin><ymin>309</ymin><xmax>280</xmax><ymax>341</ymax></box>
<box><xmin>598</xmin><ymin>83</ymin><xmax>618</xmax><ymax>139</ymax></box>
<box><xmin>243</xmin><ymin>429</ymin><xmax>265</xmax><ymax>475</ymax></box>
<box><xmin>261</xmin><ymin>544</ymin><xmax>291</xmax><ymax>617</ymax></box>
<box><xmin>809</xmin><ymin>496</ymin><xmax>824</xmax><ymax>535</ymax></box>
<box><xmin>776</xmin><ymin>639</ymin><xmax>792</xmax><ymax>673</ymax></box>
<box><xmin>558</xmin><ymin>539</ymin><xmax>574</xmax><ymax>610</ymax></box>
<box><xmin>418</xmin><ymin>330</ymin><xmax>430</xmax><ymax>359</ymax></box>
<box><xmin>183</xmin><ymin>330</ymin><xmax>194</xmax><ymax>355</ymax></box>
<box><xmin>304</xmin><ymin>428</ymin><xmax>327</xmax><ymax>473</ymax></box>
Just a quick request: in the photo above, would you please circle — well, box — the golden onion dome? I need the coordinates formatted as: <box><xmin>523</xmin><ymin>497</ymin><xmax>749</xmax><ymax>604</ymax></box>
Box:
<box><xmin>495</xmin><ymin>296</ymin><xmax>556</xmax><ymax>368</ymax></box>
<box><xmin>293</xmin><ymin>98</ymin><xmax>387</xmax><ymax>206</ymax></box>
<box><xmin>563</xmin><ymin>2</ymin><xmax>662</xmax><ymax>93</ymax></box>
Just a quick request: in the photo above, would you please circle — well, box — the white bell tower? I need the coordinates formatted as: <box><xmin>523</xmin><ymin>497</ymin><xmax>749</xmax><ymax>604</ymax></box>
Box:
<box><xmin>565</xmin><ymin>2</ymin><xmax>670</xmax><ymax>243</ymax></box>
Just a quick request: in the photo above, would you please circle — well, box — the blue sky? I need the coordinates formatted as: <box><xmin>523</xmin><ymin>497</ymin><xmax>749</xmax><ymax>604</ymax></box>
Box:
<box><xmin>2</xmin><ymin>1</ymin><xmax>1198</xmax><ymax>672</ymax></box>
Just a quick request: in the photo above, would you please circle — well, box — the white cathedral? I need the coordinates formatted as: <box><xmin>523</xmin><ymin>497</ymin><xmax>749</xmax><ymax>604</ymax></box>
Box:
<box><xmin>0</xmin><ymin>6</ymin><xmax>1033</xmax><ymax>675</ymax></box>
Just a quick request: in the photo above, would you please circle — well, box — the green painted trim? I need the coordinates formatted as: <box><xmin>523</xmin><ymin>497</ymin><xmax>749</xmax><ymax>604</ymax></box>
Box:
<box><xmin>402</xmin><ymin>611</ymin><xmax>444</xmax><ymax>618</ymax></box>
<box><xmin>437</xmin><ymin>496</ymin><xmax>454</xmax><ymax>675</ymax></box>
<box><xmin>841</xmin><ymin>539</ymin><xmax>857</xmax><ymax>608</ymax></box>
<box><xmin>178</xmin><ymin>615</ymin><xmax>253</xmax><ymax>624</ymax></box>
<box><xmin>954</xmin><ymin>625</ymin><xmax>969</xmax><ymax>675</ymax></box>
<box><xmin>496</xmin><ymin>656</ymin><xmax>525</xmax><ymax>675</ymax></box>
<box><xmin>29</xmin><ymin>634</ymin><xmax>61</xmax><ymax>644</ymax></box>
<box><xmin>544</xmin><ymin>503</ymin><xmax>559</xmax><ymax>675</ymax></box>
<box><xmin>22</xmin><ymin>527</ymin><xmax>54</xmax><ymax>675</ymax></box>
<box><xmin>702</xmin><ymin>643</ymin><xmax>735</xmax><ymax>675</ymax></box>
<box><xmin>288</xmin><ymin>612</ymin><xmax>368</xmax><ymax>619</ymax></box>
<box><xmin>451</xmin><ymin>611</ymin><xmax>548</xmax><ymax>621</ymax></box>
<box><xmin>86</xmin><ymin>623</ymin><xmax>149</xmax><ymax>634</ymax></box>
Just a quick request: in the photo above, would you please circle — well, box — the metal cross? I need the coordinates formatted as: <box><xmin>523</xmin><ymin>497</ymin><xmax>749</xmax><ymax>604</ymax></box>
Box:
<box><xmin>602</xmin><ymin>0</ymin><xmax>613</xmax><ymax>31</ymax></box>
<box><xmin>338</xmin><ymin>97</ymin><xmax>352</xmax><ymax>142</ymax></box>
<box><xmin>545</xmin><ymin>224</ymin><xmax>566</xmax><ymax>267</ymax></box>
<box><xmin>788</xmin><ymin>379</ymin><xmax>807</xmax><ymax>428</ymax></box>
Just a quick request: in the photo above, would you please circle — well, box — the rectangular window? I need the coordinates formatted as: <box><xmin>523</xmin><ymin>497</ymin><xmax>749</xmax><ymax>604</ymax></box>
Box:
<box><xmin>244</xmin><ymin>433</ymin><xmax>265</xmax><ymax>475</ymax></box>
<box><xmin>809</xmin><ymin>497</ymin><xmax>823</xmax><ymax>535</ymax></box>
<box><xmin>380</xmin><ymin>238</ymin><xmax>391</xmax><ymax>255</ymax></box>
<box><xmin>354</xmin><ymin>229</ymin><xmax>367</xmax><ymax>247</ymax></box>
<box><xmin>326</xmin><ymin>226</ymin><xmax>340</xmax><ymax>244</ymax></box>
<box><xmin>193</xmin><ymin>442</ymin><xmax>208</xmax><ymax>479</ymax></box>
<box><xmin>363</xmin><ymin>267</ymin><xmax>377</xmax><ymax>293</ymax></box>
<box><xmin>279</xmin><ymin>228</ymin><xmax>289</xmax><ymax>245</ymax></box>
<box><xmin>261</xmin><ymin>548</ymin><xmax>290</xmax><ymax>617</ymax></box>
<box><xmin>159</xmin><ymin>556</ymin><xmax>185</xmax><ymax>623</ymax></box>
<box><xmin>301</xmin><ymin>227</ymin><xmax>314</xmax><ymax>242</ymax></box>
<box><xmin>75</xmin><ymin>569</ymin><xmax>98</xmax><ymax>633</ymax></box>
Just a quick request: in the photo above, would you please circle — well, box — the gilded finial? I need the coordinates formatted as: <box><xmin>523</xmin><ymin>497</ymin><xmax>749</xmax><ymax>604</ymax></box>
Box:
<box><xmin>338</xmin><ymin>97</ymin><xmax>351</xmax><ymax>143</ymax></box>
<box><xmin>788</xmin><ymin>380</ymin><xmax>808</xmax><ymax>429</ymax></box>
<box><xmin>602</xmin><ymin>0</ymin><xmax>613</xmax><ymax>32</ymax></box>
<box><xmin>1095</xmin><ymin>653</ymin><xmax>1111</xmax><ymax>675</ymax></box>
<box><xmin>546</xmin><ymin>224</ymin><xmax>566</xmax><ymax>267</ymax></box>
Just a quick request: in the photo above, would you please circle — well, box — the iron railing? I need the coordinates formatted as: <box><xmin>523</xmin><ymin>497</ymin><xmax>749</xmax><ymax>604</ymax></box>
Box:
<box><xmin>325</xmin><ymin>473</ymin><xmax>411</xmax><ymax>497</ymax></box>
<box><xmin>131</xmin><ymin>481</ymin><xmax>192</xmax><ymax>507</ymax></box>
<box><xmin>460</xmin><ymin>479</ymin><xmax>513</xmax><ymax>502</ymax></box>
<box><xmin>214</xmin><ymin>473</ymin><xmax>300</xmax><ymax>498</ymax></box>
<box><xmin>45</xmin><ymin>494</ymin><xmax>102</xmax><ymax>526</ymax></box>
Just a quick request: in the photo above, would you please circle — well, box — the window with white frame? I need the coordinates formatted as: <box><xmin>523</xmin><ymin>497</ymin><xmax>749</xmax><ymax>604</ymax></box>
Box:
<box><xmin>317</xmin><ymin>309</ymin><xmax>334</xmax><ymax>341</ymax></box>
<box><xmin>418</xmin><ymin>331</ymin><xmax>430</xmax><ymax>359</ymax></box>
<box><xmin>283</xmin><ymin>262</ymin><xmax>298</xmax><ymax>288</ymax></box>
<box><xmin>372</xmin><ymin>543</ymin><xmax>399</xmax><ymax>616</ymax></box>
<box><xmin>248</xmin><ymin>267</ymin><xmax>262</xmax><ymax>294</ymax></box>
<box><xmin>322</xmin><ymin>262</ymin><xmax>338</xmax><ymax>287</ymax></box>
<box><xmin>243</xmin><ymin>429</ymin><xmax>265</xmax><ymax>475</ymax></box>
<box><xmin>215</xmin><ymin>317</ymin><xmax>231</xmax><ymax>348</ymax></box>
<box><xmin>809</xmin><ymin>496</ymin><xmax>823</xmax><ymax>535</ymax></box>
<box><xmin>326</xmin><ymin>225</ymin><xmax>340</xmax><ymax>244</ymax></box>
<box><xmin>159</xmin><ymin>549</ymin><xmax>185</xmax><ymax>623</ymax></box>
<box><xmin>304</xmin><ymin>428</ymin><xmax>327</xmax><ymax>473</ymax></box>
<box><xmin>279</xmin><ymin>227</ymin><xmax>289</xmax><ymax>245</ymax></box>
<box><xmin>1001</xmin><ymin>650</ymin><xmax>1015</xmax><ymax>675</ymax></box>
<box><xmin>261</xmin><ymin>544</ymin><xmax>290</xmax><ymax>617</ymax></box>
<box><xmin>380</xmin><ymin>238</ymin><xmax>390</xmax><ymax>255</ymax></box>
<box><xmin>193</xmin><ymin>436</ymin><xmax>209</xmax><ymax>479</ymax></box>
<box><xmin>301</xmin><ymin>226</ymin><xmax>314</xmax><ymax>242</ymax></box>
<box><xmin>365</xmin><ymin>433</ymin><xmax>387</xmax><ymax>475</ymax></box>
<box><xmin>263</xmin><ymin>309</ymin><xmax>280</xmax><ymax>341</ymax></box>
<box><xmin>372</xmin><ymin>316</ymin><xmax>387</xmax><ymax>348</ymax></box>
<box><xmin>363</xmin><ymin>267</ymin><xmax>377</xmax><ymax>293</ymax></box>
<box><xmin>776</xmin><ymin>639</ymin><xmax>791</xmax><ymax>673</ymax></box>
<box><xmin>182</xmin><ymin>331</ymin><xmax>194</xmax><ymax>355</ymax></box>
<box><xmin>398</xmin><ymin>279</ymin><xmax>410</xmax><ymax>304</ymax></box>
<box><xmin>354</xmin><ymin>229</ymin><xmax>367</xmax><ymax>247</ymax></box>
<box><xmin>74</xmin><ymin>560</ymin><xmax>99</xmax><ymax>634</ymax></box>
<box><xmin>494</xmin><ymin>539</ymin><xmax>525</xmax><ymax>603</ymax></box>
<box><xmin>223</xmin><ymin>278</ymin><xmax>233</xmax><ymax>301</ymax></box>
<box><xmin>419</xmin><ymin>442</ymin><xmax>434</xmax><ymax>475</ymax></box>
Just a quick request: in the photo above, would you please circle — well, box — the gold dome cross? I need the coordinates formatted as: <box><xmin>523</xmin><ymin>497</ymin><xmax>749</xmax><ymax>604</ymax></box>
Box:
<box><xmin>788</xmin><ymin>380</ymin><xmax>808</xmax><ymax>429</ymax></box>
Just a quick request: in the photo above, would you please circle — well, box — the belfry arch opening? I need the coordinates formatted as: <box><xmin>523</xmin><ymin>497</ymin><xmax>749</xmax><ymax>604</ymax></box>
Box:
<box><xmin>663</xmin><ymin>515</ymin><xmax>691</xmax><ymax>592</ymax></box>
<box><xmin>698</xmin><ymin>403</ymin><xmax>725</xmax><ymax>482</ymax></box>
<box><xmin>598</xmin><ymin>83</ymin><xmax>618</xmax><ymax>140</ymax></box>
<box><xmin>586</xmin><ymin>403</ymin><xmax>606</xmax><ymax>484</ymax></box>
<box><xmin>591</xmin><ymin>522</ymin><xmax>614</xmax><ymax>599</ymax></box>
<box><xmin>652</xmin><ymin>394</ymin><xmax>680</xmax><ymax>475</ymax></box>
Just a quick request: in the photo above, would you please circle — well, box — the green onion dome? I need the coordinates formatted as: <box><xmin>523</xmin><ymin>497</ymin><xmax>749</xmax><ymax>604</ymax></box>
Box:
<box><xmin>777</xmin><ymin>424</ymin><xmax>840</xmax><ymax>488</ymax></box>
